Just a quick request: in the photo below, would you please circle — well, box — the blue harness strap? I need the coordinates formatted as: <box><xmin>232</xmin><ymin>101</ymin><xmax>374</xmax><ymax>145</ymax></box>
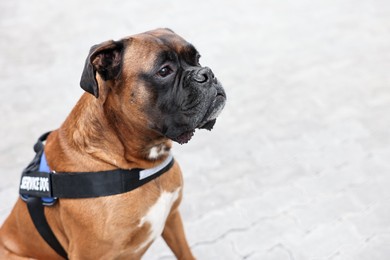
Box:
<box><xmin>39</xmin><ymin>152</ymin><xmax>50</xmax><ymax>172</ymax></box>
<box><xmin>39</xmin><ymin>153</ymin><xmax>57</xmax><ymax>205</ymax></box>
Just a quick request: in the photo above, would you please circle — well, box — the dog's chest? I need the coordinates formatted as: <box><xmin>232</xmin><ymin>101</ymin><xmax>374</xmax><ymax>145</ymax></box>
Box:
<box><xmin>136</xmin><ymin>188</ymin><xmax>181</xmax><ymax>251</ymax></box>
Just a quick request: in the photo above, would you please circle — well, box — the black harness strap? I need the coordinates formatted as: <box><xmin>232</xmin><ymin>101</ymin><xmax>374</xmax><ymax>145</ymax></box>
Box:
<box><xmin>20</xmin><ymin>156</ymin><xmax>174</xmax><ymax>199</ymax></box>
<box><xmin>19</xmin><ymin>132</ymin><xmax>174</xmax><ymax>259</ymax></box>
<box><xmin>49</xmin><ymin>159</ymin><xmax>173</xmax><ymax>198</ymax></box>
<box><xmin>26</xmin><ymin>197</ymin><xmax>68</xmax><ymax>259</ymax></box>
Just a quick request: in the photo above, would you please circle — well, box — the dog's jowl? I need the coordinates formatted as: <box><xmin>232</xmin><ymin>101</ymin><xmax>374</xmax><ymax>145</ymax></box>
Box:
<box><xmin>0</xmin><ymin>28</ymin><xmax>226</xmax><ymax>259</ymax></box>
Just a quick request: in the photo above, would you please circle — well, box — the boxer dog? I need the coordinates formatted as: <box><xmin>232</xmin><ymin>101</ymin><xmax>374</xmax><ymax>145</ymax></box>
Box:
<box><xmin>0</xmin><ymin>28</ymin><xmax>226</xmax><ymax>259</ymax></box>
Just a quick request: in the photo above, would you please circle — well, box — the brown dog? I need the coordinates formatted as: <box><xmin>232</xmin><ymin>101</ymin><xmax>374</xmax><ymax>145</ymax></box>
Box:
<box><xmin>0</xmin><ymin>28</ymin><xmax>226</xmax><ymax>259</ymax></box>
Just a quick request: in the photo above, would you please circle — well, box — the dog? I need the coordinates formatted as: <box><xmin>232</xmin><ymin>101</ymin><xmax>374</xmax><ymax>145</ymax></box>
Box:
<box><xmin>0</xmin><ymin>28</ymin><xmax>226</xmax><ymax>259</ymax></box>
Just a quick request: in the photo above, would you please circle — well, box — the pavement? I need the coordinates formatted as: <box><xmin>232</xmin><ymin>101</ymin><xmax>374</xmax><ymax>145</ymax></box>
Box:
<box><xmin>1</xmin><ymin>0</ymin><xmax>390</xmax><ymax>259</ymax></box>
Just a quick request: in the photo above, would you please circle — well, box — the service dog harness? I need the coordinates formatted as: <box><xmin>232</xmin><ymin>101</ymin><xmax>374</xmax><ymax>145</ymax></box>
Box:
<box><xmin>19</xmin><ymin>132</ymin><xmax>174</xmax><ymax>259</ymax></box>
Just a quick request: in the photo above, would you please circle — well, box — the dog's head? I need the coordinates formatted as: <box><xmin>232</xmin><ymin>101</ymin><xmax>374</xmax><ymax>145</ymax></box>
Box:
<box><xmin>80</xmin><ymin>28</ymin><xmax>226</xmax><ymax>144</ymax></box>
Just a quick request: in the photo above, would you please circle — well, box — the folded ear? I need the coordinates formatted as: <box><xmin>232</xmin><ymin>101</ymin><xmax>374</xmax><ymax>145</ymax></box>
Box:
<box><xmin>80</xmin><ymin>40</ymin><xmax>124</xmax><ymax>98</ymax></box>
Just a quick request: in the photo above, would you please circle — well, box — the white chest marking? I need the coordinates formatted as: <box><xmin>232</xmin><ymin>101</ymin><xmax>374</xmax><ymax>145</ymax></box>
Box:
<box><xmin>136</xmin><ymin>188</ymin><xmax>181</xmax><ymax>252</ymax></box>
<box><xmin>148</xmin><ymin>145</ymin><xmax>168</xmax><ymax>160</ymax></box>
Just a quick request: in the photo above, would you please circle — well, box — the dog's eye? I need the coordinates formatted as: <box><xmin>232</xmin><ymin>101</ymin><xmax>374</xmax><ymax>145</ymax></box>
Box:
<box><xmin>157</xmin><ymin>66</ymin><xmax>173</xmax><ymax>77</ymax></box>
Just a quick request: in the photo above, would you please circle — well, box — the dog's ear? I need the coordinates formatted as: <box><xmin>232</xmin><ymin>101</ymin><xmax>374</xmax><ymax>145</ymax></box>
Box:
<box><xmin>80</xmin><ymin>40</ymin><xmax>124</xmax><ymax>98</ymax></box>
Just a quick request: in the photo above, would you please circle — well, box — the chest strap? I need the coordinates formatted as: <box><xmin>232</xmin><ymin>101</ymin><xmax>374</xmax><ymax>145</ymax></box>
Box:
<box><xmin>19</xmin><ymin>132</ymin><xmax>174</xmax><ymax>259</ymax></box>
<box><xmin>26</xmin><ymin>196</ymin><xmax>68</xmax><ymax>259</ymax></box>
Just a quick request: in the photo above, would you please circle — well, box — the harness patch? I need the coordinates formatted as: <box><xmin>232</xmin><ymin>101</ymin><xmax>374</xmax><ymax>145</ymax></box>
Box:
<box><xmin>20</xmin><ymin>176</ymin><xmax>50</xmax><ymax>192</ymax></box>
<box><xmin>20</xmin><ymin>171</ymin><xmax>52</xmax><ymax>198</ymax></box>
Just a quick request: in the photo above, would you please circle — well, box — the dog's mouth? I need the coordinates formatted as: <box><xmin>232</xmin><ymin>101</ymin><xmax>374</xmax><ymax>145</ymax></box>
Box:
<box><xmin>175</xmin><ymin>130</ymin><xmax>196</xmax><ymax>144</ymax></box>
<box><xmin>174</xmin><ymin>118</ymin><xmax>217</xmax><ymax>144</ymax></box>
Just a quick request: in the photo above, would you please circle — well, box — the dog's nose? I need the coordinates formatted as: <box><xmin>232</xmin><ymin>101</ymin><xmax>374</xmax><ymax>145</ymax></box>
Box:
<box><xmin>194</xmin><ymin>67</ymin><xmax>215</xmax><ymax>84</ymax></box>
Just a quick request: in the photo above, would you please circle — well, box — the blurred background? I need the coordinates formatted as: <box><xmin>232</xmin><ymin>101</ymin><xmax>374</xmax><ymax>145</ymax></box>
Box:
<box><xmin>1</xmin><ymin>0</ymin><xmax>390</xmax><ymax>259</ymax></box>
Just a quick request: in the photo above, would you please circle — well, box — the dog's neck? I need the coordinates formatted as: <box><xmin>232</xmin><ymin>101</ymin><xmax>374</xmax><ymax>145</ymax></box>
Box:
<box><xmin>46</xmin><ymin>93</ymin><xmax>172</xmax><ymax>172</ymax></box>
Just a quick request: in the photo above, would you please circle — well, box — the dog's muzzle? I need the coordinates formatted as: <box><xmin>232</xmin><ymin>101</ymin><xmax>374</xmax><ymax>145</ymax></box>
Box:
<box><xmin>172</xmin><ymin>67</ymin><xmax>226</xmax><ymax>144</ymax></box>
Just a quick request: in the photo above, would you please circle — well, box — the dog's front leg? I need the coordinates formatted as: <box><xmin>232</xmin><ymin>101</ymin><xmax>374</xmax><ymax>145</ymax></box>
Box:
<box><xmin>162</xmin><ymin>209</ymin><xmax>195</xmax><ymax>260</ymax></box>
